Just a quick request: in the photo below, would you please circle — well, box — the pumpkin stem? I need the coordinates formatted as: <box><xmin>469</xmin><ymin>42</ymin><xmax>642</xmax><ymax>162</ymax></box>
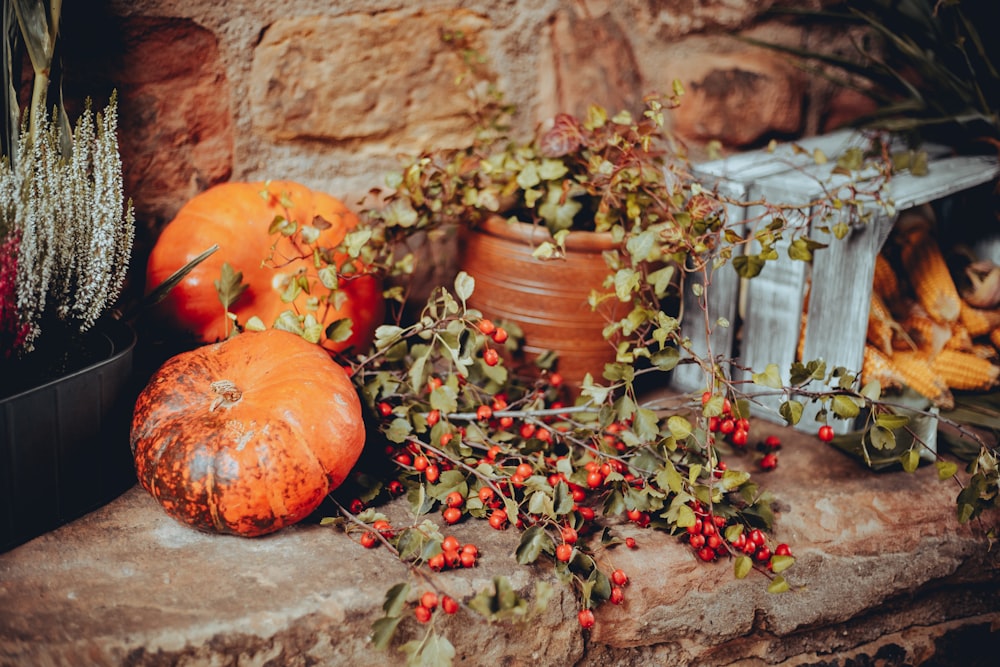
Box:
<box><xmin>210</xmin><ymin>380</ymin><xmax>243</xmax><ymax>411</ymax></box>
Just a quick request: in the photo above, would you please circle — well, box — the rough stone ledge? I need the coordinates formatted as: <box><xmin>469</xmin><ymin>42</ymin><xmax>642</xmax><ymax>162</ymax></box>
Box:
<box><xmin>1</xmin><ymin>422</ymin><xmax>998</xmax><ymax>666</ymax></box>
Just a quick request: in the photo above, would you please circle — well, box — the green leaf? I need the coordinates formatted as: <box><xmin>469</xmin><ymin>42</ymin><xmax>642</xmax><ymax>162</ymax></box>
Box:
<box><xmin>215</xmin><ymin>262</ymin><xmax>249</xmax><ymax>310</ymax></box>
<box><xmin>732</xmin><ymin>254</ymin><xmax>766</xmax><ymax>279</ymax></box>
<box><xmin>667</xmin><ymin>415</ymin><xmax>692</xmax><ymax>439</ymax></box>
<box><xmin>382</xmin><ymin>582</ymin><xmax>411</xmax><ymax>616</ymax></box>
<box><xmin>454</xmin><ymin>271</ymin><xmax>475</xmax><ymax>304</ymax></box>
<box><xmin>734</xmin><ymin>555</ymin><xmax>753</xmax><ymax>579</ymax></box>
<box><xmin>325</xmin><ymin>318</ymin><xmax>353</xmax><ymax>343</ymax></box>
<box><xmin>771</xmin><ymin>555</ymin><xmax>794</xmax><ymax>574</ymax></box>
<box><xmin>767</xmin><ymin>575</ymin><xmax>790</xmax><ymax>594</ymax></box>
<box><xmin>516</xmin><ymin>525</ymin><xmax>552</xmax><ymax>564</ymax></box>
<box><xmin>901</xmin><ymin>449</ymin><xmax>920</xmax><ymax>473</ymax></box>
<box><xmin>875</xmin><ymin>413</ymin><xmax>910</xmax><ymax>430</ymax></box>
<box><xmin>868</xmin><ymin>424</ymin><xmax>895</xmax><ymax>451</ymax></box>
<box><xmin>831</xmin><ymin>394</ymin><xmax>861</xmax><ymax>419</ymax></box>
<box><xmin>936</xmin><ymin>460</ymin><xmax>958</xmax><ymax>480</ymax></box>
<box><xmin>371</xmin><ymin>615</ymin><xmax>404</xmax><ymax>651</ymax></box>
<box><xmin>752</xmin><ymin>364</ymin><xmax>783</xmax><ymax>389</ymax></box>
<box><xmin>779</xmin><ymin>400</ymin><xmax>804</xmax><ymax>425</ymax></box>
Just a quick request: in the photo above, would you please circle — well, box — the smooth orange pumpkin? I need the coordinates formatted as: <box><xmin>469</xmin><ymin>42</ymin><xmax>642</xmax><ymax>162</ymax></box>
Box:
<box><xmin>146</xmin><ymin>180</ymin><xmax>384</xmax><ymax>354</ymax></box>
<box><xmin>130</xmin><ymin>329</ymin><xmax>366</xmax><ymax>536</ymax></box>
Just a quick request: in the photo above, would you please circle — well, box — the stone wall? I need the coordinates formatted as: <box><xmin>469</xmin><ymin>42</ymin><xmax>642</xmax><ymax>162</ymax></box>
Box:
<box><xmin>63</xmin><ymin>0</ymin><xmax>869</xmax><ymax>260</ymax></box>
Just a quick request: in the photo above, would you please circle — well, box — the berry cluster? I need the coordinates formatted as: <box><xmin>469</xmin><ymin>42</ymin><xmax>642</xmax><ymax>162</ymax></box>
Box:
<box><xmin>414</xmin><ymin>590</ymin><xmax>460</xmax><ymax>623</ymax></box>
<box><xmin>683</xmin><ymin>502</ymin><xmax>792</xmax><ymax>569</ymax></box>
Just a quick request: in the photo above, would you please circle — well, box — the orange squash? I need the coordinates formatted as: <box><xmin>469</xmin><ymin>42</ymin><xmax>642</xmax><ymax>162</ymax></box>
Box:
<box><xmin>130</xmin><ymin>329</ymin><xmax>365</xmax><ymax>536</ymax></box>
<box><xmin>146</xmin><ymin>180</ymin><xmax>383</xmax><ymax>354</ymax></box>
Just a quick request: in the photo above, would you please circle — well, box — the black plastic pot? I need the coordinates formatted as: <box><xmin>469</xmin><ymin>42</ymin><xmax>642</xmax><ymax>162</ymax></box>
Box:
<box><xmin>0</xmin><ymin>318</ymin><xmax>138</xmax><ymax>552</ymax></box>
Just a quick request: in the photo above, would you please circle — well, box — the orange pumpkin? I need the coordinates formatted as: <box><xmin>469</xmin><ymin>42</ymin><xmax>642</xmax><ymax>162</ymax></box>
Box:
<box><xmin>130</xmin><ymin>329</ymin><xmax>366</xmax><ymax>536</ymax></box>
<box><xmin>146</xmin><ymin>180</ymin><xmax>384</xmax><ymax>354</ymax></box>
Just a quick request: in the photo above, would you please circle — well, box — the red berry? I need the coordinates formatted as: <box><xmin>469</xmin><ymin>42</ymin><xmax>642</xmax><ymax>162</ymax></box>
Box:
<box><xmin>461</xmin><ymin>543</ymin><xmax>478</xmax><ymax>557</ymax></box>
<box><xmin>428</xmin><ymin>553</ymin><xmax>446</xmax><ymax>570</ymax></box>
<box><xmin>442</xmin><ymin>595</ymin><xmax>459</xmax><ymax>615</ymax></box>
<box><xmin>492</xmin><ymin>327</ymin><xmax>508</xmax><ymax>344</ymax></box>
<box><xmin>420</xmin><ymin>591</ymin><xmax>439</xmax><ymax>610</ymax></box>
<box><xmin>414</xmin><ymin>605</ymin><xmax>432</xmax><ymax>623</ymax></box>
<box><xmin>515</xmin><ymin>462</ymin><xmax>534</xmax><ymax>478</ymax></box>
<box><xmin>555</xmin><ymin>543</ymin><xmax>573</xmax><ymax>562</ymax></box>
<box><xmin>625</xmin><ymin>537</ymin><xmax>637</xmax><ymax>549</ymax></box>
<box><xmin>372</xmin><ymin>519</ymin><xmax>393</xmax><ymax>537</ymax></box>
<box><xmin>426</xmin><ymin>409</ymin><xmax>440</xmax><ymax>426</ymax></box>
<box><xmin>736</xmin><ymin>418</ymin><xmax>751</xmax><ymax>432</ymax></box>
<box><xmin>719</xmin><ymin>418</ymin><xmax>735</xmax><ymax>435</ymax></box>
<box><xmin>394</xmin><ymin>452</ymin><xmax>412</xmax><ymax>466</ymax></box>
<box><xmin>774</xmin><ymin>543</ymin><xmax>792</xmax><ymax>557</ymax></box>
<box><xmin>561</xmin><ymin>525</ymin><xmax>579</xmax><ymax>544</ymax></box>
<box><xmin>519</xmin><ymin>423</ymin><xmax>537</xmax><ymax>439</ymax></box>
<box><xmin>578</xmin><ymin>608</ymin><xmax>595</xmax><ymax>629</ymax></box>
<box><xmin>755</xmin><ymin>546</ymin><xmax>772</xmax><ymax>562</ymax></box>
<box><xmin>377</xmin><ymin>401</ymin><xmax>393</xmax><ymax>417</ymax></box>
<box><xmin>764</xmin><ymin>434</ymin><xmax>782</xmax><ymax>450</ymax></box>
<box><xmin>586</xmin><ymin>471</ymin><xmax>604</xmax><ymax>489</ymax></box>
<box><xmin>610</xmin><ymin>587</ymin><xmax>625</xmax><ymax>605</ymax></box>
<box><xmin>476</xmin><ymin>404</ymin><xmax>493</xmax><ymax>420</ymax></box>
<box><xmin>460</xmin><ymin>550</ymin><xmax>477</xmax><ymax>568</ymax></box>
<box><xmin>689</xmin><ymin>534</ymin><xmax>706</xmax><ymax>549</ymax></box>
<box><xmin>414</xmin><ymin>455</ymin><xmax>429</xmax><ymax>472</ymax></box>
<box><xmin>425</xmin><ymin>464</ymin><xmax>440</xmax><ymax>484</ymax></box>
<box><xmin>577</xmin><ymin>506</ymin><xmax>595</xmax><ymax>521</ymax></box>
<box><xmin>731</xmin><ymin>428</ymin><xmax>748</xmax><ymax>447</ymax></box>
<box><xmin>483</xmin><ymin>348</ymin><xmax>500</xmax><ymax>367</ymax></box>
<box><xmin>697</xmin><ymin>546</ymin><xmax>717</xmax><ymax>562</ymax></box>
<box><xmin>388</xmin><ymin>480</ymin><xmax>404</xmax><ymax>495</ymax></box>
<box><xmin>478</xmin><ymin>486</ymin><xmax>495</xmax><ymax>504</ymax></box>
<box><xmin>360</xmin><ymin>531</ymin><xmax>378</xmax><ymax>549</ymax></box>
<box><xmin>708</xmin><ymin>416</ymin><xmax>721</xmax><ymax>432</ymax></box>
<box><xmin>443</xmin><ymin>507</ymin><xmax>462</xmax><ymax>524</ymax></box>
<box><xmin>478</xmin><ymin>319</ymin><xmax>496</xmax><ymax>335</ymax></box>
<box><xmin>440</xmin><ymin>536</ymin><xmax>459</xmax><ymax>553</ymax></box>
<box><xmin>701</xmin><ymin>391</ymin><xmax>713</xmax><ymax>405</ymax></box>
<box><xmin>549</xmin><ymin>372</ymin><xmax>564</xmax><ymax>387</ymax></box>
<box><xmin>489</xmin><ymin>509</ymin><xmax>508</xmax><ymax>530</ymax></box>
<box><xmin>611</xmin><ymin>569</ymin><xmax>628</xmax><ymax>586</ymax></box>
<box><xmin>445</xmin><ymin>491</ymin><xmax>464</xmax><ymax>508</ymax></box>
<box><xmin>748</xmin><ymin>529</ymin><xmax>765</xmax><ymax>546</ymax></box>
<box><xmin>818</xmin><ymin>425</ymin><xmax>835</xmax><ymax>442</ymax></box>
<box><xmin>760</xmin><ymin>452</ymin><xmax>778</xmax><ymax>471</ymax></box>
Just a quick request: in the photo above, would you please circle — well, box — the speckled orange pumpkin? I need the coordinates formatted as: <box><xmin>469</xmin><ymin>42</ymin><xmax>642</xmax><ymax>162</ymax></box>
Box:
<box><xmin>130</xmin><ymin>329</ymin><xmax>365</xmax><ymax>536</ymax></box>
<box><xmin>145</xmin><ymin>180</ymin><xmax>384</xmax><ymax>354</ymax></box>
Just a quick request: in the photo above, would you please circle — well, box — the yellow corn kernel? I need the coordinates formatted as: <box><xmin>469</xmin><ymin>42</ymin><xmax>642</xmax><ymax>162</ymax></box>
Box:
<box><xmin>862</xmin><ymin>345</ymin><xmax>901</xmax><ymax>391</ymax></box>
<box><xmin>959</xmin><ymin>301</ymin><xmax>1000</xmax><ymax>338</ymax></box>
<box><xmin>899</xmin><ymin>227</ymin><xmax>961</xmax><ymax>323</ymax></box>
<box><xmin>891</xmin><ymin>350</ymin><xmax>955</xmax><ymax>409</ymax></box>
<box><xmin>867</xmin><ymin>292</ymin><xmax>896</xmax><ymax>356</ymax></box>
<box><xmin>931</xmin><ymin>349</ymin><xmax>1000</xmax><ymax>391</ymax></box>
<box><xmin>873</xmin><ymin>253</ymin><xmax>901</xmax><ymax>306</ymax></box>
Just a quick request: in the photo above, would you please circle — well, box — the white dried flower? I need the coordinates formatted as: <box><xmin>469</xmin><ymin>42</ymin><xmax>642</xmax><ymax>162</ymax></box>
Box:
<box><xmin>0</xmin><ymin>94</ymin><xmax>135</xmax><ymax>353</ymax></box>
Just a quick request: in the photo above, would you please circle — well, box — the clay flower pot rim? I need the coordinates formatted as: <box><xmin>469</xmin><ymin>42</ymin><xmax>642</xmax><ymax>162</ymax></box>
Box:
<box><xmin>476</xmin><ymin>215</ymin><xmax>617</xmax><ymax>253</ymax></box>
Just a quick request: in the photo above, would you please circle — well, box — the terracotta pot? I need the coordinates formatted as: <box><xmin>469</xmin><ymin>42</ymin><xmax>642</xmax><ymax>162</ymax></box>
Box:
<box><xmin>458</xmin><ymin>216</ymin><xmax>620</xmax><ymax>388</ymax></box>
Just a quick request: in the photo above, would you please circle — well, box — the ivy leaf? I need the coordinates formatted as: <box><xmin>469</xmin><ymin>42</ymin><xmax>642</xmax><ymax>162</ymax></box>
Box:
<box><xmin>215</xmin><ymin>262</ymin><xmax>249</xmax><ymax>310</ymax></box>
<box><xmin>404</xmin><ymin>633</ymin><xmax>455</xmax><ymax>667</ymax></box>
<box><xmin>732</xmin><ymin>254</ymin><xmax>766</xmax><ymax>279</ymax></box>
<box><xmin>325</xmin><ymin>318</ymin><xmax>353</xmax><ymax>343</ymax></box>
<box><xmin>770</xmin><ymin>555</ymin><xmax>795</xmax><ymax>574</ymax></box>
<box><xmin>734</xmin><ymin>555</ymin><xmax>753</xmax><ymax>579</ymax></box>
<box><xmin>901</xmin><ymin>449</ymin><xmax>920</xmax><ymax>473</ymax></box>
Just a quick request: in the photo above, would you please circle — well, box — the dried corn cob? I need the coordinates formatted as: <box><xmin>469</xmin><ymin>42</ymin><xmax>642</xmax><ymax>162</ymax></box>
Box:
<box><xmin>873</xmin><ymin>253</ymin><xmax>902</xmax><ymax>306</ymax></box>
<box><xmin>959</xmin><ymin>300</ymin><xmax>1000</xmax><ymax>338</ymax></box>
<box><xmin>931</xmin><ymin>349</ymin><xmax>1000</xmax><ymax>391</ymax></box>
<box><xmin>945</xmin><ymin>323</ymin><xmax>974</xmax><ymax>352</ymax></box>
<box><xmin>862</xmin><ymin>345</ymin><xmax>902</xmax><ymax>391</ymax></box>
<box><xmin>891</xmin><ymin>350</ymin><xmax>955</xmax><ymax>409</ymax></box>
<box><xmin>992</xmin><ymin>328</ymin><xmax>1000</xmax><ymax>351</ymax></box>
<box><xmin>969</xmin><ymin>343</ymin><xmax>998</xmax><ymax>361</ymax></box>
<box><xmin>896</xmin><ymin>302</ymin><xmax>951</xmax><ymax>354</ymax></box>
<box><xmin>898</xmin><ymin>227</ymin><xmax>961</xmax><ymax>323</ymax></box>
<box><xmin>867</xmin><ymin>292</ymin><xmax>897</xmax><ymax>356</ymax></box>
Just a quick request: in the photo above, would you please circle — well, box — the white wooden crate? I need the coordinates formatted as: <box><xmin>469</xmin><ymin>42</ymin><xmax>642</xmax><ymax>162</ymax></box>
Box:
<box><xmin>672</xmin><ymin>131</ymin><xmax>1000</xmax><ymax>433</ymax></box>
